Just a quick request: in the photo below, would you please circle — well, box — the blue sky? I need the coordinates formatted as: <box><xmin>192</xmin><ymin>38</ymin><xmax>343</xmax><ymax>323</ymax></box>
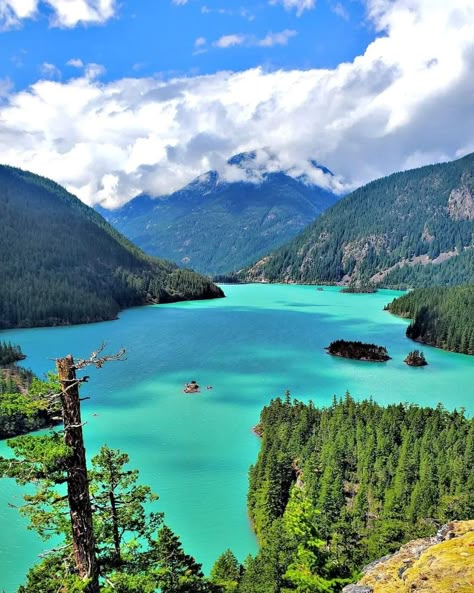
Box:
<box><xmin>0</xmin><ymin>0</ymin><xmax>472</xmax><ymax>207</ymax></box>
<box><xmin>1</xmin><ymin>0</ymin><xmax>374</xmax><ymax>90</ymax></box>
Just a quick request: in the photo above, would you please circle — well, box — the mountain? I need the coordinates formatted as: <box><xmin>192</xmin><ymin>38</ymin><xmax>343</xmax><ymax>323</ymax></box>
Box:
<box><xmin>241</xmin><ymin>152</ymin><xmax>474</xmax><ymax>287</ymax></box>
<box><xmin>98</xmin><ymin>151</ymin><xmax>340</xmax><ymax>276</ymax></box>
<box><xmin>343</xmin><ymin>521</ymin><xmax>474</xmax><ymax>593</ymax></box>
<box><xmin>0</xmin><ymin>165</ymin><xmax>223</xmax><ymax>329</ymax></box>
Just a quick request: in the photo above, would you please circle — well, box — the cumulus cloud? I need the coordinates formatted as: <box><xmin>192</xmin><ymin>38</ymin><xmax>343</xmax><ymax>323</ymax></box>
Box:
<box><xmin>0</xmin><ymin>0</ymin><xmax>116</xmax><ymax>29</ymax></box>
<box><xmin>0</xmin><ymin>0</ymin><xmax>472</xmax><ymax>208</ymax></box>
<box><xmin>269</xmin><ymin>0</ymin><xmax>316</xmax><ymax>17</ymax></box>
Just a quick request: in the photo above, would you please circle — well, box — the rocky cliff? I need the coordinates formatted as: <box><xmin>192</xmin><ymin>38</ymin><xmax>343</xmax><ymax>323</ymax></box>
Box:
<box><xmin>343</xmin><ymin>521</ymin><xmax>474</xmax><ymax>593</ymax></box>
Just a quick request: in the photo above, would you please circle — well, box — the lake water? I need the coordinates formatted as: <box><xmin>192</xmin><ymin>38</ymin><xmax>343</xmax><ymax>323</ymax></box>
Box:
<box><xmin>1</xmin><ymin>284</ymin><xmax>473</xmax><ymax>591</ymax></box>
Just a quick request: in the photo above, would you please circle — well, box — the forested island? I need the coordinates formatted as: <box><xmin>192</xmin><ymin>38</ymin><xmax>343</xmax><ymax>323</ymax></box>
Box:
<box><xmin>340</xmin><ymin>284</ymin><xmax>377</xmax><ymax>294</ymax></box>
<box><xmin>326</xmin><ymin>339</ymin><xmax>391</xmax><ymax>361</ymax></box>
<box><xmin>244</xmin><ymin>394</ymin><xmax>474</xmax><ymax>592</ymax></box>
<box><xmin>387</xmin><ymin>284</ymin><xmax>474</xmax><ymax>354</ymax></box>
<box><xmin>404</xmin><ymin>350</ymin><xmax>428</xmax><ymax>366</ymax></box>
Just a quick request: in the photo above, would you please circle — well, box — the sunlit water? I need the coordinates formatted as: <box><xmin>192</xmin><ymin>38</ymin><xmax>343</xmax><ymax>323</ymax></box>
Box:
<box><xmin>1</xmin><ymin>284</ymin><xmax>473</xmax><ymax>591</ymax></box>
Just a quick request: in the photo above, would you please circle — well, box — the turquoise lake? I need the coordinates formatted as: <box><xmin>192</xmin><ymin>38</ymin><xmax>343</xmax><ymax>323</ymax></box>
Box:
<box><xmin>1</xmin><ymin>284</ymin><xmax>473</xmax><ymax>591</ymax></box>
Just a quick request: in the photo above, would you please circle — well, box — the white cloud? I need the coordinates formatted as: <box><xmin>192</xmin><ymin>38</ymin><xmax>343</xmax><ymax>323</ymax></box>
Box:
<box><xmin>201</xmin><ymin>5</ymin><xmax>255</xmax><ymax>20</ymax></box>
<box><xmin>259</xmin><ymin>29</ymin><xmax>297</xmax><ymax>47</ymax></box>
<box><xmin>40</xmin><ymin>62</ymin><xmax>61</xmax><ymax>79</ymax></box>
<box><xmin>0</xmin><ymin>0</ymin><xmax>116</xmax><ymax>29</ymax></box>
<box><xmin>0</xmin><ymin>77</ymin><xmax>13</xmax><ymax>98</ymax></box>
<box><xmin>67</xmin><ymin>58</ymin><xmax>84</xmax><ymax>68</ymax></box>
<box><xmin>213</xmin><ymin>30</ymin><xmax>297</xmax><ymax>49</ymax></box>
<box><xmin>194</xmin><ymin>36</ymin><xmax>208</xmax><ymax>55</ymax></box>
<box><xmin>331</xmin><ymin>2</ymin><xmax>349</xmax><ymax>20</ymax></box>
<box><xmin>213</xmin><ymin>34</ymin><xmax>246</xmax><ymax>48</ymax></box>
<box><xmin>269</xmin><ymin>0</ymin><xmax>316</xmax><ymax>17</ymax></box>
<box><xmin>0</xmin><ymin>0</ymin><xmax>472</xmax><ymax>208</ymax></box>
<box><xmin>172</xmin><ymin>0</ymin><xmax>188</xmax><ymax>5</ymax></box>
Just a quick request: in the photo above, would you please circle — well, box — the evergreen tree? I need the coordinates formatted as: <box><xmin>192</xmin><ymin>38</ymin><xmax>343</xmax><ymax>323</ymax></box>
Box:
<box><xmin>210</xmin><ymin>549</ymin><xmax>241</xmax><ymax>591</ymax></box>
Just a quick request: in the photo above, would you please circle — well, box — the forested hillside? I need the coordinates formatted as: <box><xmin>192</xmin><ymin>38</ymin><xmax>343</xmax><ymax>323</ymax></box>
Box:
<box><xmin>0</xmin><ymin>165</ymin><xmax>223</xmax><ymax>329</ymax></box>
<box><xmin>387</xmin><ymin>284</ymin><xmax>474</xmax><ymax>354</ymax></box>
<box><xmin>99</xmin><ymin>152</ymin><xmax>339</xmax><ymax>275</ymax></box>
<box><xmin>241</xmin><ymin>152</ymin><xmax>474</xmax><ymax>287</ymax></box>
<box><xmin>0</xmin><ymin>343</ymin><xmax>58</xmax><ymax>439</ymax></box>
<box><xmin>240</xmin><ymin>394</ymin><xmax>474</xmax><ymax>592</ymax></box>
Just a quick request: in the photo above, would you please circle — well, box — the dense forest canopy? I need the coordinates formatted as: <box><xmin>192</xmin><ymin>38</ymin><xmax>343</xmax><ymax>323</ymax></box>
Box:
<box><xmin>241</xmin><ymin>394</ymin><xmax>474</xmax><ymax>592</ymax></box>
<box><xmin>0</xmin><ymin>165</ymin><xmax>223</xmax><ymax>329</ymax></box>
<box><xmin>386</xmin><ymin>284</ymin><xmax>474</xmax><ymax>355</ymax></box>
<box><xmin>240</xmin><ymin>152</ymin><xmax>474</xmax><ymax>288</ymax></box>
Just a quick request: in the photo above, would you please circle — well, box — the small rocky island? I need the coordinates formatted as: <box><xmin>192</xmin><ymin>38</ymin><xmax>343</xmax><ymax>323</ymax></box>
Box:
<box><xmin>184</xmin><ymin>380</ymin><xmax>200</xmax><ymax>393</ymax></box>
<box><xmin>404</xmin><ymin>350</ymin><xmax>428</xmax><ymax>366</ymax></box>
<box><xmin>326</xmin><ymin>340</ymin><xmax>391</xmax><ymax>362</ymax></box>
<box><xmin>341</xmin><ymin>283</ymin><xmax>377</xmax><ymax>294</ymax></box>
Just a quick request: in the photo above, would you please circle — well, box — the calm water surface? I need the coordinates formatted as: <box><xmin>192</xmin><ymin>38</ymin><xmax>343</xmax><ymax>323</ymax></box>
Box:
<box><xmin>1</xmin><ymin>284</ymin><xmax>473</xmax><ymax>591</ymax></box>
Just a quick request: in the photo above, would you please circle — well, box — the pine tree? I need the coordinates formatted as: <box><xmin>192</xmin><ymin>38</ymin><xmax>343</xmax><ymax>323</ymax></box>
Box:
<box><xmin>210</xmin><ymin>549</ymin><xmax>241</xmax><ymax>591</ymax></box>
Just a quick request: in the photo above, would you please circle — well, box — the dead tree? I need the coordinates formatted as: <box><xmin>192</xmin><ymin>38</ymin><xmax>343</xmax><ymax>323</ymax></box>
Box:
<box><xmin>56</xmin><ymin>345</ymin><xmax>125</xmax><ymax>593</ymax></box>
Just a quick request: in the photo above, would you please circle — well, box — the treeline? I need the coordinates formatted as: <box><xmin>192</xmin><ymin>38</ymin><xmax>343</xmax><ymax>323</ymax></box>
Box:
<box><xmin>0</xmin><ymin>343</ymin><xmax>59</xmax><ymax>439</ymax></box>
<box><xmin>240</xmin><ymin>152</ymin><xmax>474</xmax><ymax>288</ymax></box>
<box><xmin>0</xmin><ymin>165</ymin><xmax>223</xmax><ymax>329</ymax></box>
<box><xmin>242</xmin><ymin>394</ymin><xmax>474</xmax><ymax>592</ymax></box>
<box><xmin>0</xmin><ymin>370</ymin><xmax>58</xmax><ymax>439</ymax></box>
<box><xmin>0</xmin><ymin>341</ymin><xmax>25</xmax><ymax>365</ymax></box>
<box><xmin>387</xmin><ymin>284</ymin><xmax>474</xmax><ymax>354</ymax></box>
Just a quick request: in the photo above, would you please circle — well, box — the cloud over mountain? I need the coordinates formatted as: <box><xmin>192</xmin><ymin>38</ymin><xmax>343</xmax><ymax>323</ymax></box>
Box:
<box><xmin>0</xmin><ymin>0</ymin><xmax>472</xmax><ymax>207</ymax></box>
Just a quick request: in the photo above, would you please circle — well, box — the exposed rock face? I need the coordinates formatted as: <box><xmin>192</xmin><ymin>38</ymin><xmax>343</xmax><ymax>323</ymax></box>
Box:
<box><xmin>448</xmin><ymin>186</ymin><xmax>474</xmax><ymax>221</ymax></box>
<box><xmin>342</xmin><ymin>521</ymin><xmax>474</xmax><ymax>593</ymax></box>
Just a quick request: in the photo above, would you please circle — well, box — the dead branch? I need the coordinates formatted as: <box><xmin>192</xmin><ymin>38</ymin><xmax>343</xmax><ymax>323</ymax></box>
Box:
<box><xmin>39</xmin><ymin>543</ymin><xmax>72</xmax><ymax>558</ymax></box>
<box><xmin>73</xmin><ymin>344</ymin><xmax>126</xmax><ymax>370</ymax></box>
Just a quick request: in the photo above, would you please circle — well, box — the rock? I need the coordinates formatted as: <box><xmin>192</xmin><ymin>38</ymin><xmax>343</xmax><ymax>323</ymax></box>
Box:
<box><xmin>350</xmin><ymin>521</ymin><xmax>474</xmax><ymax>593</ymax></box>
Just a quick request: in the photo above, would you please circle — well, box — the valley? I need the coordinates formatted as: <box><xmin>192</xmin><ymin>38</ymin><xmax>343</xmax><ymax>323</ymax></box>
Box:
<box><xmin>1</xmin><ymin>284</ymin><xmax>473</xmax><ymax>592</ymax></box>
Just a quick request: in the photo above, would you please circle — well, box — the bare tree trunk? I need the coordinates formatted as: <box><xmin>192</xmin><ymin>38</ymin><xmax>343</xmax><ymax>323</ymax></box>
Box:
<box><xmin>109</xmin><ymin>489</ymin><xmax>122</xmax><ymax>564</ymax></box>
<box><xmin>57</xmin><ymin>355</ymin><xmax>100</xmax><ymax>593</ymax></box>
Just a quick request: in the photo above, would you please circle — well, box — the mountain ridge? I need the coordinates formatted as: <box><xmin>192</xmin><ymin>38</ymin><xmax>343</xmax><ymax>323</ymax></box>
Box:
<box><xmin>98</xmin><ymin>151</ymin><xmax>341</xmax><ymax>275</ymax></box>
<box><xmin>0</xmin><ymin>164</ymin><xmax>223</xmax><ymax>329</ymax></box>
<box><xmin>239</xmin><ymin>152</ymin><xmax>474</xmax><ymax>287</ymax></box>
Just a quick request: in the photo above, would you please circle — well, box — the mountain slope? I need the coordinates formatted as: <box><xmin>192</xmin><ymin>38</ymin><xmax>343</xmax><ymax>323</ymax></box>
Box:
<box><xmin>99</xmin><ymin>152</ymin><xmax>340</xmax><ymax>276</ymax></box>
<box><xmin>241</xmin><ymin>152</ymin><xmax>474</xmax><ymax>287</ymax></box>
<box><xmin>0</xmin><ymin>165</ymin><xmax>223</xmax><ymax>329</ymax></box>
